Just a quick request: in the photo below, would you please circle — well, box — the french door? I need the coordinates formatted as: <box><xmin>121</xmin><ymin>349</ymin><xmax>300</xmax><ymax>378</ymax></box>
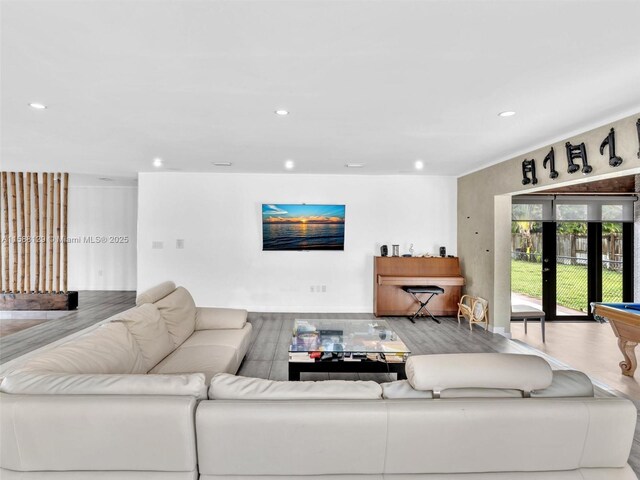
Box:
<box><xmin>540</xmin><ymin>221</ymin><xmax>633</xmax><ymax>321</ymax></box>
<box><xmin>512</xmin><ymin>195</ymin><xmax>635</xmax><ymax>321</ymax></box>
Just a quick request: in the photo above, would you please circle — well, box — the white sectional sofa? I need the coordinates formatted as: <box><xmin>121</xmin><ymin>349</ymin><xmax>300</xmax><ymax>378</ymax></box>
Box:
<box><xmin>199</xmin><ymin>355</ymin><xmax>637</xmax><ymax>480</ymax></box>
<box><xmin>0</xmin><ymin>281</ymin><xmax>252</xmax><ymax>479</ymax></box>
<box><xmin>2</xmin><ymin>281</ymin><xmax>252</xmax><ymax>383</ymax></box>
<box><xmin>0</xmin><ymin>282</ymin><xmax>637</xmax><ymax>479</ymax></box>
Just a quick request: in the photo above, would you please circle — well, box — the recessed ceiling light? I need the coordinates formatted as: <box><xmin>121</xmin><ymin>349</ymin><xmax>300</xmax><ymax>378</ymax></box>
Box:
<box><xmin>345</xmin><ymin>163</ymin><xmax>365</xmax><ymax>168</ymax></box>
<box><xmin>414</xmin><ymin>160</ymin><xmax>424</xmax><ymax>170</ymax></box>
<box><xmin>152</xmin><ymin>157</ymin><xmax>163</xmax><ymax>168</ymax></box>
<box><xmin>212</xmin><ymin>162</ymin><xmax>232</xmax><ymax>167</ymax></box>
<box><xmin>275</xmin><ymin>110</ymin><xmax>289</xmax><ymax>116</ymax></box>
<box><xmin>29</xmin><ymin>103</ymin><xmax>47</xmax><ymax>109</ymax></box>
<box><xmin>498</xmin><ymin>111</ymin><xmax>516</xmax><ymax>117</ymax></box>
<box><xmin>284</xmin><ymin>159</ymin><xmax>295</xmax><ymax>170</ymax></box>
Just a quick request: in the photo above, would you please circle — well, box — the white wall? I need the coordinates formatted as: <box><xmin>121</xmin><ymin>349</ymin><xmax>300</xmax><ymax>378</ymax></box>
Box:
<box><xmin>138</xmin><ymin>173</ymin><xmax>457</xmax><ymax>312</ymax></box>
<box><xmin>67</xmin><ymin>186</ymin><xmax>137</xmax><ymax>290</ymax></box>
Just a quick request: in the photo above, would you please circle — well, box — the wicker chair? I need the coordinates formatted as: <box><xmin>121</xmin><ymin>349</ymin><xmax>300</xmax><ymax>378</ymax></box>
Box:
<box><xmin>457</xmin><ymin>295</ymin><xmax>489</xmax><ymax>331</ymax></box>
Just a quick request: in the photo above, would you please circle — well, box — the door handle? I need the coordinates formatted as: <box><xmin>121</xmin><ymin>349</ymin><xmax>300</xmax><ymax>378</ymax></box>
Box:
<box><xmin>542</xmin><ymin>268</ymin><xmax>550</xmax><ymax>272</ymax></box>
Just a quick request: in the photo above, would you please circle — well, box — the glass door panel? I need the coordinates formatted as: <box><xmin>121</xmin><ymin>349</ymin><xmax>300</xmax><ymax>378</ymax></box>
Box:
<box><xmin>511</xmin><ymin>221</ymin><xmax>543</xmax><ymax>309</ymax></box>
<box><xmin>602</xmin><ymin>222</ymin><xmax>623</xmax><ymax>304</ymax></box>
<box><xmin>556</xmin><ymin>222</ymin><xmax>589</xmax><ymax>316</ymax></box>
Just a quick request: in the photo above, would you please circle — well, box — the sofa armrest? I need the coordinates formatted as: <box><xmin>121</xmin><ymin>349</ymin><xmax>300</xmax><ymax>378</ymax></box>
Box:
<box><xmin>0</xmin><ymin>372</ymin><xmax>207</xmax><ymax>399</ymax></box>
<box><xmin>531</xmin><ymin>370</ymin><xmax>594</xmax><ymax>398</ymax></box>
<box><xmin>0</xmin><ymin>393</ymin><xmax>197</xmax><ymax>473</ymax></box>
<box><xmin>195</xmin><ymin>307</ymin><xmax>247</xmax><ymax>330</ymax></box>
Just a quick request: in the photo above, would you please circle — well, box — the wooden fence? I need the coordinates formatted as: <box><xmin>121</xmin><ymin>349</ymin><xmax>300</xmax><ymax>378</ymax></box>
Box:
<box><xmin>512</xmin><ymin>232</ymin><xmax>623</xmax><ymax>270</ymax></box>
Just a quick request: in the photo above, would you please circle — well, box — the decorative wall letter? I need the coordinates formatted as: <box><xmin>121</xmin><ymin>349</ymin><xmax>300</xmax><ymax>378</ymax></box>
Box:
<box><xmin>521</xmin><ymin>159</ymin><xmax>538</xmax><ymax>185</ymax></box>
<box><xmin>542</xmin><ymin>147</ymin><xmax>559</xmax><ymax>179</ymax></box>
<box><xmin>636</xmin><ymin>118</ymin><xmax>640</xmax><ymax>159</ymax></box>
<box><xmin>565</xmin><ymin>142</ymin><xmax>592</xmax><ymax>174</ymax></box>
<box><xmin>599</xmin><ymin>128</ymin><xmax>623</xmax><ymax>167</ymax></box>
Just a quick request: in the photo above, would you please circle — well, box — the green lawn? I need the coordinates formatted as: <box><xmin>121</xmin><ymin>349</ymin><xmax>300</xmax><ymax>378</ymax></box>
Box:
<box><xmin>511</xmin><ymin>259</ymin><xmax>622</xmax><ymax>313</ymax></box>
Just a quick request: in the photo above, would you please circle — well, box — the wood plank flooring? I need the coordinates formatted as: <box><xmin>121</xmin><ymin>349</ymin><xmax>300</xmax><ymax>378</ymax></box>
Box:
<box><xmin>0</xmin><ymin>291</ymin><xmax>136</xmax><ymax>364</ymax></box>
<box><xmin>239</xmin><ymin>313</ymin><xmax>537</xmax><ymax>381</ymax></box>
<box><xmin>511</xmin><ymin>320</ymin><xmax>640</xmax><ymax>400</ymax></box>
<box><xmin>1</xmin><ymin>318</ymin><xmax>49</xmax><ymax>337</ymax></box>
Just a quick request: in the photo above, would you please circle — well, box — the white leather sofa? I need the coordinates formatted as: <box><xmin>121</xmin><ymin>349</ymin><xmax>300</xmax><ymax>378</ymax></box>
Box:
<box><xmin>0</xmin><ymin>281</ymin><xmax>252</xmax><ymax>479</ymax></box>
<box><xmin>198</xmin><ymin>354</ymin><xmax>638</xmax><ymax>480</ymax></box>
<box><xmin>0</xmin><ymin>294</ymin><xmax>637</xmax><ymax>480</ymax></box>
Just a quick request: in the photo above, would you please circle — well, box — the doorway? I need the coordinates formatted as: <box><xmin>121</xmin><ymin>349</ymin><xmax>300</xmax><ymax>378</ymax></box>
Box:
<box><xmin>511</xmin><ymin>196</ymin><xmax>634</xmax><ymax>321</ymax></box>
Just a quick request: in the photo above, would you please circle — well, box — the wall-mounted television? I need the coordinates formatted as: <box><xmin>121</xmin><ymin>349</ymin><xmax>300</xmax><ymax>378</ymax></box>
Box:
<box><xmin>262</xmin><ymin>204</ymin><xmax>345</xmax><ymax>251</ymax></box>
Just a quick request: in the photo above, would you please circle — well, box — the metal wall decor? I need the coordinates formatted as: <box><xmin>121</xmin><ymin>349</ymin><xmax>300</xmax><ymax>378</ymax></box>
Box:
<box><xmin>636</xmin><ymin>118</ymin><xmax>640</xmax><ymax>159</ymax></box>
<box><xmin>565</xmin><ymin>141</ymin><xmax>592</xmax><ymax>174</ymax></box>
<box><xmin>516</xmin><ymin>119</ymin><xmax>638</xmax><ymax>186</ymax></box>
<box><xmin>521</xmin><ymin>159</ymin><xmax>538</xmax><ymax>185</ymax></box>
<box><xmin>599</xmin><ymin>128</ymin><xmax>623</xmax><ymax>167</ymax></box>
<box><xmin>542</xmin><ymin>147</ymin><xmax>558</xmax><ymax>179</ymax></box>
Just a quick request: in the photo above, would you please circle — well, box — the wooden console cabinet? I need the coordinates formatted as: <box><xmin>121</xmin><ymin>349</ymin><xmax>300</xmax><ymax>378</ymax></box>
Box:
<box><xmin>374</xmin><ymin>256</ymin><xmax>464</xmax><ymax>317</ymax></box>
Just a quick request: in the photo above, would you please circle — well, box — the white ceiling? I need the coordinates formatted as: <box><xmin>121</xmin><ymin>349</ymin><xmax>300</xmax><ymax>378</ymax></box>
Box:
<box><xmin>2</xmin><ymin>0</ymin><xmax>640</xmax><ymax>178</ymax></box>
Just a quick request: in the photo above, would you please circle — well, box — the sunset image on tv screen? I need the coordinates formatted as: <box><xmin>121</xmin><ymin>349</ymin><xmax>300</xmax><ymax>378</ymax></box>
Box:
<box><xmin>262</xmin><ymin>204</ymin><xmax>345</xmax><ymax>251</ymax></box>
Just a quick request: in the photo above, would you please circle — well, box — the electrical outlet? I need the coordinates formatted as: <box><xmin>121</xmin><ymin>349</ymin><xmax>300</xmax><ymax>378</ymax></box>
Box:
<box><xmin>321</xmin><ymin>285</ymin><xmax>326</xmax><ymax>293</ymax></box>
<box><xmin>176</xmin><ymin>239</ymin><xmax>185</xmax><ymax>249</ymax></box>
<box><xmin>152</xmin><ymin>241</ymin><xmax>163</xmax><ymax>249</ymax></box>
<box><xmin>310</xmin><ymin>286</ymin><xmax>315</xmax><ymax>293</ymax></box>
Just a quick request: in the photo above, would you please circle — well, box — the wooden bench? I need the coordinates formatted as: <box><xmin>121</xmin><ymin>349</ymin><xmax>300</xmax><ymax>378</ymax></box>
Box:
<box><xmin>511</xmin><ymin>304</ymin><xmax>546</xmax><ymax>343</ymax></box>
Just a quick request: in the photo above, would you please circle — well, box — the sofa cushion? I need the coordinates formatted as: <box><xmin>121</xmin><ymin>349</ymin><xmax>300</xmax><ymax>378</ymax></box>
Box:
<box><xmin>406</xmin><ymin>353</ymin><xmax>553</xmax><ymax>393</ymax></box>
<box><xmin>136</xmin><ymin>280</ymin><xmax>176</xmax><ymax>306</ymax></box>
<box><xmin>382</xmin><ymin>398</ymin><xmax>635</xmax><ymax>474</ymax></box>
<box><xmin>150</xmin><ymin>345</ymin><xmax>238</xmax><ymax>383</ymax></box>
<box><xmin>209</xmin><ymin>373</ymin><xmax>383</xmax><ymax>400</ymax></box>
<box><xmin>0</xmin><ymin>394</ymin><xmax>199</xmax><ymax>473</ymax></box>
<box><xmin>531</xmin><ymin>370</ymin><xmax>594</xmax><ymax>398</ymax></box>
<box><xmin>14</xmin><ymin>322</ymin><xmax>146</xmax><ymax>375</ymax></box>
<box><xmin>382</xmin><ymin>380</ymin><xmax>433</xmax><ymax>399</ymax></box>
<box><xmin>180</xmin><ymin>327</ymin><xmax>252</xmax><ymax>368</ymax></box>
<box><xmin>0</xmin><ymin>372</ymin><xmax>207</xmax><ymax>399</ymax></box>
<box><xmin>196</xmin><ymin>307</ymin><xmax>247</xmax><ymax>330</ymax></box>
<box><xmin>155</xmin><ymin>287</ymin><xmax>197</xmax><ymax>348</ymax></box>
<box><xmin>112</xmin><ymin>304</ymin><xmax>174</xmax><ymax>372</ymax></box>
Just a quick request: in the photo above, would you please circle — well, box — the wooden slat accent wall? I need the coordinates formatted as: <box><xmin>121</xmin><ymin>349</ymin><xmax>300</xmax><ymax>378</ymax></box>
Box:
<box><xmin>47</xmin><ymin>173</ymin><xmax>54</xmax><ymax>293</ymax></box>
<box><xmin>1</xmin><ymin>172</ymin><xmax>9</xmax><ymax>291</ymax></box>
<box><xmin>0</xmin><ymin>172</ymin><xmax>70</xmax><ymax>294</ymax></box>
<box><xmin>33</xmin><ymin>172</ymin><xmax>40</xmax><ymax>292</ymax></box>
<box><xmin>41</xmin><ymin>172</ymin><xmax>48</xmax><ymax>292</ymax></box>
<box><xmin>62</xmin><ymin>173</ymin><xmax>69</xmax><ymax>293</ymax></box>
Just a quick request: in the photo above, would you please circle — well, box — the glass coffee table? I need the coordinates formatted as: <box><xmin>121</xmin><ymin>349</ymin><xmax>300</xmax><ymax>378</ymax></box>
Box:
<box><xmin>288</xmin><ymin>318</ymin><xmax>410</xmax><ymax>381</ymax></box>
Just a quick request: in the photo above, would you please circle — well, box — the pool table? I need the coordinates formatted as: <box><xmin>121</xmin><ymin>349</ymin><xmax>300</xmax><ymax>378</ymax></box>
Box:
<box><xmin>592</xmin><ymin>302</ymin><xmax>640</xmax><ymax>377</ymax></box>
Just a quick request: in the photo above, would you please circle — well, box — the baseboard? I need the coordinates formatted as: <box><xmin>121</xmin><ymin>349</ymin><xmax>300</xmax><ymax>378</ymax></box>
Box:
<box><xmin>247</xmin><ymin>306</ymin><xmax>373</xmax><ymax>313</ymax></box>
<box><xmin>489</xmin><ymin>324</ymin><xmax>512</xmax><ymax>338</ymax></box>
<box><xmin>70</xmin><ymin>285</ymin><xmax>137</xmax><ymax>291</ymax></box>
